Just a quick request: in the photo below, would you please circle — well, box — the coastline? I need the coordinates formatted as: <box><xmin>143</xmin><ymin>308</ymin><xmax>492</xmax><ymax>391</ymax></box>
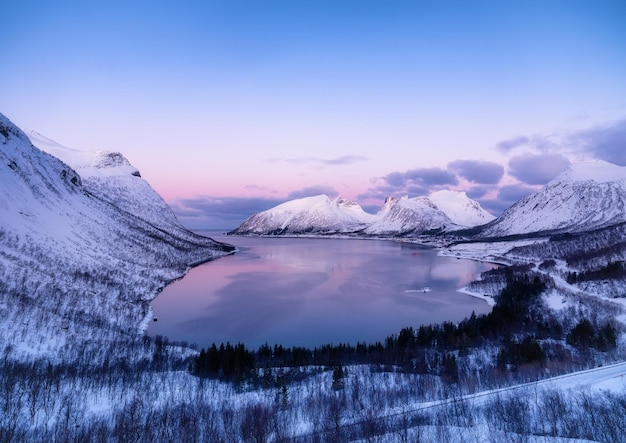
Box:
<box><xmin>457</xmin><ymin>286</ymin><xmax>496</xmax><ymax>307</ymax></box>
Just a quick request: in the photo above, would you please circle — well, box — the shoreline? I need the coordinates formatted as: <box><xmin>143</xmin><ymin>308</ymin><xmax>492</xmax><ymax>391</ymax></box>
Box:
<box><xmin>457</xmin><ymin>286</ymin><xmax>496</xmax><ymax>307</ymax></box>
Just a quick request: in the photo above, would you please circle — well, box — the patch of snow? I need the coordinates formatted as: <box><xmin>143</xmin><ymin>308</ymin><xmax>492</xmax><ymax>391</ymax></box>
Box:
<box><xmin>457</xmin><ymin>286</ymin><xmax>495</xmax><ymax>306</ymax></box>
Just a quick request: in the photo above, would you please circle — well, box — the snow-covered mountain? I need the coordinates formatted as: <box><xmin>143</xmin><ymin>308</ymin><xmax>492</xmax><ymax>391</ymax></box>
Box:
<box><xmin>230</xmin><ymin>190</ymin><xmax>494</xmax><ymax>236</ymax></box>
<box><xmin>0</xmin><ymin>112</ymin><xmax>233</xmax><ymax>359</ymax></box>
<box><xmin>26</xmin><ymin>130</ymin><xmax>188</xmax><ymax>234</ymax></box>
<box><xmin>364</xmin><ymin>195</ymin><xmax>454</xmax><ymax>235</ymax></box>
<box><xmin>480</xmin><ymin>160</ymin><xmax>626</xmax><ymax>238</ymax></box>
<box><xmin>229</xmin><ymin>194</ymin><xmax>377</xmax><ymax>235</ymax></box>
<box><xmin>364</xmin><ymin>191</ymin><xmax>495</xmax><ymax>236</ymax></box>
<box><xmin>429</xmin><ymin>190</ymin><xmax>496</xmax><ymax>227</ymax></box>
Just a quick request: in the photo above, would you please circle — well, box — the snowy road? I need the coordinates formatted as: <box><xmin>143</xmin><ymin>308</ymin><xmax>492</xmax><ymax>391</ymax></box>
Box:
<box><xmin>410</xmin><ymin>360</ymin><xmax>626</xmax><ymax>413</ymax></box>
<box><xmin>290</xmin><ymin>360</ymin><xmax>626</xmax><ymax>442</ymax></box>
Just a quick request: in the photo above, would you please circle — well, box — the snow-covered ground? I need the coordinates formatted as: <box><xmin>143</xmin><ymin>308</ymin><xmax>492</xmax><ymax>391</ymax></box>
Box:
<box><xmin>439</xmin><ymin>238</ymin><xmax>549</xmax><ymax>265</ymax></box>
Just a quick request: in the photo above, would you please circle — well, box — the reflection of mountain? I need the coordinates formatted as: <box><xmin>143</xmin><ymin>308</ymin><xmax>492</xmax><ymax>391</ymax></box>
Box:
<box><xmin>181</xmin><ymin>271</ymin><xmax>323</xmax><ymax>339</ymax></box>
<box><xmin>150</xmin><ymin>237</ymin><xmax>493</xmax><ymax>348</ymax></box>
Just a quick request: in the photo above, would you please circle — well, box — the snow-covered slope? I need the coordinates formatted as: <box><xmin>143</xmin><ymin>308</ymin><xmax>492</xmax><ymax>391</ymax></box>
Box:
<box><xmin>429</xmin><ymin>190</ymin><xmax>496</xmax><ymax>227</ymax></box>
<box><xmin>365</xmin><ymin>190</ymin><xmax>495</xmax><ymax>236</ymax></box>
<box><xmin>364</xmin><ymin>195</ymin><xmax>455</xmax><ymax>235</ymax></box>
<box><xmin>230</xmin><ymin>191</ymin><xmax>494</xmax><ymax>237</ymax></box>
<box><xmin>480</xmin><ymin>160</ymin><xmax>626</xmax><ymax>238</ymax></box>
<box><xmin>0</xmin><ymin>112</ymin><xmax>233</xmax><ymax>359</ymax></box>
<box><xmin>26</xmin><ymin>130</ymin><xmax>187</xmax><ymax>234</ymax></box>
<box><xmin>229</xmin><ymin>195</ymin><xmax>376</xmax><ymax>235</ymax></box>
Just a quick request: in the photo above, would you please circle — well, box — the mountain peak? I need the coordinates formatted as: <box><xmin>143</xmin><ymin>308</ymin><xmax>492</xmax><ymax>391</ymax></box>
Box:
<box><xmin>556</xmin><ymin>160</ymin><xmax>626</xmax><ymax>184</ymax></box>
<box><xmin>481</xmin><ymin>160</ymin><xmax>626</xmax><ymax>237</ymax></box>
<box><xmin>231</xmin><ymin>191</ymin><xmax>493</xmax><ymax>236</ymax></box>
<box><xmin>229</xmin><ymin>194</ymin><xmax>375</xmax><ymax>235</ymax></box>
<box><xmin>25</xmin><ymin>128</ymin><xmax>186</xmax><ymax>233</ymax></box>
<box><xmin>427</xmin><ymin>190</ymin><xmax>495</xmax><ymax>227</ymax></box>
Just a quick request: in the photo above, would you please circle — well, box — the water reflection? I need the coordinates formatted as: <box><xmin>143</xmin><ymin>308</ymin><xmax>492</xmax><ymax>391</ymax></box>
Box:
<box><xmin>149</xmin><ymin>236</ymin><xmax>496</xmax><ymax>348</ymax></box>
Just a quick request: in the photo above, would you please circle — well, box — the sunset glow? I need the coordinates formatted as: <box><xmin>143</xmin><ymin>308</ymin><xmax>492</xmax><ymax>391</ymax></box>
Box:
<box><xmin>2</xmin><ymin>0</ymin><xmax>625</xmax><ymax>228</ymax></box>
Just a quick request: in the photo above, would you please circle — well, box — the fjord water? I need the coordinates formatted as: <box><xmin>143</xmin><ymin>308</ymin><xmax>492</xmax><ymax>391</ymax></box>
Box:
<box><xmin>149</xmin><ymin>235</ymin><xmax>496</xmax><ymax>349</ymax></box>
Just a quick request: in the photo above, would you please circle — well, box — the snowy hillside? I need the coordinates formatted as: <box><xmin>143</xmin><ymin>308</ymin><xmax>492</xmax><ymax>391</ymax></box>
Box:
<box><xmin>429</xmin><ymin>190</ymin><xmax>496</xmax><ymax>226</ymax></box>
<box><xmin>480</xmin><ymin>160</ymin><xmax>626</xmax><ymax>238</ymax></box>
<box><xmin>364</xmin><ymin>195</ymin><xmax>454</xmax><ymax>235</ymax></box>
<box><xmin>230</xmin><ymin>191</ymin><xmax>494</xmax><ymax>236</ymax></box>
<box><xmin>229</xmin><ymin>194</ymin><xmax>377</xmax><ymax>235</ymax></box>
<box><xmin>0</xmin><ymin>112</ymin><xmax>233</xmax><ymax>360</ymax></box>
<box><xmin>366</xmin><ymin>191</ymin><xmax>495</xmax><ymax>236</ymax></box>
<box><xmin>27</xmin><ymin>130</ymin><xmax>189</xmax><ymax>234</ymax></box>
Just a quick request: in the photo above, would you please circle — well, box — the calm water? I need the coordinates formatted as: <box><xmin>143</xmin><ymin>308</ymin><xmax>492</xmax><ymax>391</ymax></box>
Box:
<box><xmin>149</xmin><ymin>235</ymin><xmax>496</xmax><ymax>349</ymax></box>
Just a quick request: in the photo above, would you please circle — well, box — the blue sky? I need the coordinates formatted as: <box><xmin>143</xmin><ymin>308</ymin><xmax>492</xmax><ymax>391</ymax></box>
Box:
<box><xmin>2</xmin><ymin>0</ymin><xmax>625</xmax><ymax>228</ymax></box>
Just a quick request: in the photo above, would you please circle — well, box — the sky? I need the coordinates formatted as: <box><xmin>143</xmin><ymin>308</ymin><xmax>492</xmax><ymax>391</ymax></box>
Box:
<box><xmin>2</xmin><ymin>0</ymin><xmax>625</xmax><ymax>229</ymax></box>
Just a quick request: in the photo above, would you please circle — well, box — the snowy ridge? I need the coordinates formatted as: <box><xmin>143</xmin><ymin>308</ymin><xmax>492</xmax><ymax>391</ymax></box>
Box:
<box><xmin>27</xmin><ymin>130</ymin><xmax>188</xmax><ymax>234</ymax></box>
<box><xmin>230</xmin><ymin>190</ymin><xmax>495</xmax><ymax>236</ymax></box>
<box><xmin>429</xmin><ymin>190</ymin><xmax>495</xmax><ymax>227</ymax></box>
<box><xmin>364</xmin><ymin>195</ymin><xmax>455</xmax><ymax>235</ymax></box>
<box><xmin>229</xmin><ymin>194</ymin><xmax>377</xmax><ymax>235</ymax></box>
<box><xmin>481</xmin><ymin>160</ymin><xmax>626</xmax><ymax>237</ymax></box>
<box><xmin>366</xmin><ymin>191</ymin><xmax>495</xmax><ymax>236</ymax></box>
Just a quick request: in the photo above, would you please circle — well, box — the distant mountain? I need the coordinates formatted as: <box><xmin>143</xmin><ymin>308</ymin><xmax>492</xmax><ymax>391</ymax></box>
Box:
<box><xmin>429</xmin><ymin>190</ymin><xmax>496</xmax><ymax>227</ymax></box>
<box><xmin>229</xmin><ymin>195</ymin><xmax>377</xmax><ymax>235</ymax></box>
<box><xmin>363</xmin><ymin>196</ymin><xmax>453</xmax><ymax>235</ymax></box>
<box><xmin>229</xmin><ymin>190</ymin><xmax>494</xmax><ymax>236</ymax></box>
<box><xmin>0</xmin><ymin>112</ymin><xmax>233</xmax><ymax>359</ymax></box>
<box><xmin>479</xmin><ymin>160</ymin><xmax>626</xmax><ymax>238</ymax></box>
<box><xmin>364</xmin><ymin>191</ymin><xmax>495</xmax><ymax>236</ymax></box>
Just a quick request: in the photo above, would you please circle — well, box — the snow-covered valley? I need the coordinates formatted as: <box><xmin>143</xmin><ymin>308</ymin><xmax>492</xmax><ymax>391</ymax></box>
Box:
<box><xmin>2</xmin><ymin>111</ymin><xmax>626</xmax><ymax>442</ymax></box>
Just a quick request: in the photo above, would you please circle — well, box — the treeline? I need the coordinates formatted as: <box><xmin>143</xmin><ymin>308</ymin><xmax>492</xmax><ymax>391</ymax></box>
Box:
<box><xmin>566</xmin><ymin>260</ymin><xmax>626</xmax><ymax>283</ymax></box>
<box><xmin>194</xmin><ymin>273</ymin><xmax>563</xmax><ymax>381</ymax></box>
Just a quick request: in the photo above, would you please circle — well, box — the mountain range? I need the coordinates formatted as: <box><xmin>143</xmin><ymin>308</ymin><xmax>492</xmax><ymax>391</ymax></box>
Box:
<box><xmin>230</xmin><ymin>161</ymin><xmax>626</xmax><ymax>239</ymax></box>
<box><xmin>229</xmin><ymin>190</ymin><xmax>496</xmax><ymax>236</ymax></box>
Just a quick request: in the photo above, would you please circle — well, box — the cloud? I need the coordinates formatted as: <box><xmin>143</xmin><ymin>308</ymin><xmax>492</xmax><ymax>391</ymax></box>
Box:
<box><xmin>448</xmin><ymin>160</ymin><xmax>504</xmax><ymax>184</ymax></box>
<box><xmin>170</xmin><ymin>185</ymin><xmax>341</xmax><ymax>229</ymax></box>
<box><xmin>170</xmin><ymin>196</ymin><xmax>285</xmax><ymax>230</ymax></box>
<box><xmin>568</xmin><ymin>119</ymin><xmax>626</xmax><ymax>166</ymax></box>
<box><xmin>475</xmin><ymin>184</ymin><xmax>538</xmax><ymax>215</ymax></box>
<box><xmin>363</xmin><ymin>166</ymin><xmax>457</xmax><ymax>203</ymax></box>
<box><xmin>493</xmin><ymin>120</ymin><xmax>626</xmax><ymax>165</ymax></box>
<box><xmin>495</xmin><ymin>135</ymin><xmax>530</xmax><ymax>153</ymax></box>
<box><xmin>476</xmin><ymin>199</ymin><xmax>509</xmax><ymax>216</ymax></box>
<box><xmin>508</xmin><ymin>153</ymin><xmax>571</xmax><ymax>185</ymax></box>
<box><xmin>383</xmin><ymin>167</ymin><xmax>458</xmax><ymax>188</ymax></box>
<box><xmin>497</xmin><ymin>184</ymin><xmax>537</xmax><ymax>202</ymax></box>
<box><xmin>285</xmin><ymin>155</ymin><xmax>367</xmax><ymax>166</ymax></box>
<box><xmin>287</xmin><ymin>185</ymin><xmax>339</xmax><ymax>199</ymax></box>
<box><xmin>406</xmin><ymin>185</ymin><xmax>429</xmax><ymax>196</ymax></box>
<box><xmin>466</xmin><ymin>185</ymin><xmax>493</xmax><ymax>199</ymax></box>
